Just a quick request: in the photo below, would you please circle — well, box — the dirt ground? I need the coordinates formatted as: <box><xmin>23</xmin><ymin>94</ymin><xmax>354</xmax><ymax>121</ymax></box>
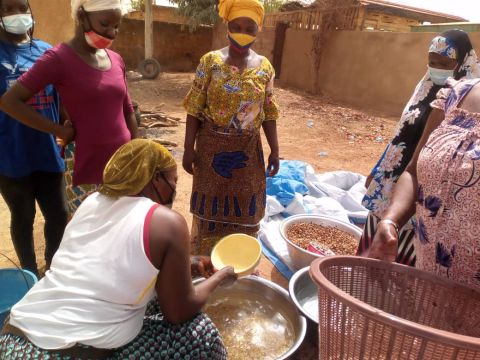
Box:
<box><xmin>0</xmin><ymin>73</ymin><xmax>397</xmax><ymax>358</ymax></box>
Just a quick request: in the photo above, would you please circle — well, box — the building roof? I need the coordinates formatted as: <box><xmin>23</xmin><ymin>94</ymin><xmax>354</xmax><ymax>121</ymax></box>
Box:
<box><xmin>411</xmin><ymin>22</ymin><xmax>480</xmax><ymax>33</ymax></box>
<box><xmin>359</xmin><ymin>0</ymin><xmax>467</xmax><ymax>23</ymax></box>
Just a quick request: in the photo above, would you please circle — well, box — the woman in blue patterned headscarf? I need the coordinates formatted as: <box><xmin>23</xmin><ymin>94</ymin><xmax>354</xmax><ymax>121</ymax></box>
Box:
<box><xmin>358</xmin><ymin>30</ymin><xmax>480</xmax><ymax>266</ymax></box>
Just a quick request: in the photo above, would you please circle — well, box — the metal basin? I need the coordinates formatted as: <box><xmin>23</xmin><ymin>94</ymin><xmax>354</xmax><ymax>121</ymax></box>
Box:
<box><xmin>195</xmin><ymin>276</ymin><xmax>307</xmax><ymax>359</ymax></box>
<box><xmin>289</xmin><ymin>267</ymin><xmax>319</xmax><ymax>324</ymax></box>
<box><xmin>280</xmin><ymin>214</ymin><xmax>362</xmax><ymax>270</ymax></box>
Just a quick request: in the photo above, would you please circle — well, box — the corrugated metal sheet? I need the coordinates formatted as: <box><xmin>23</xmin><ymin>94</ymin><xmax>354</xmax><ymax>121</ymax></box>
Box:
<box><xmin>411</xmin><ymin>22</ymin><xmax>480</xmax><ymax>33</ymax></box>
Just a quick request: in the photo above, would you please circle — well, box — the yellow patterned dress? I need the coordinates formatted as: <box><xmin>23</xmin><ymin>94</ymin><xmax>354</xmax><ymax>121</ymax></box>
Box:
<box><xmin>184</xmin><ymin>50</ymin><xmax>279</xmax><ymax>255</ymax></box>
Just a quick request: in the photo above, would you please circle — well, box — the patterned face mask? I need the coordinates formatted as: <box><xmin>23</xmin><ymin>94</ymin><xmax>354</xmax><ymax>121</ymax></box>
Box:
<box><xmin>84</xmin><ymin>30</ymin><xmax>113</xmax><ymax>49</ymax></box>
<box><xmin>81</xmin><ymin>6</ymin><xmax>114</xmax><ymax>49</ymax></box>
<box><xmin>228</xmin><ymin>32</ymin><xmax>256</xmax><ymax>52</ymax></box>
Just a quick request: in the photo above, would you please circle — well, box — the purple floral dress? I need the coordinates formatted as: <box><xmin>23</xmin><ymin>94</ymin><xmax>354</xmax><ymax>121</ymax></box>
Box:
<box><xmin>416</xmin><ymin>78</ymin><xmax>480</xmax><ymax>291</ymax></box>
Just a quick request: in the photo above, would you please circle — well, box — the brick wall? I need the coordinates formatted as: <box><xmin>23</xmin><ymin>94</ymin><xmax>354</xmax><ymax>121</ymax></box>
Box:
<box><xmin>112</xmin><ymin>18</ymin><xmax>213</xmax><ymax>72</ymax></box>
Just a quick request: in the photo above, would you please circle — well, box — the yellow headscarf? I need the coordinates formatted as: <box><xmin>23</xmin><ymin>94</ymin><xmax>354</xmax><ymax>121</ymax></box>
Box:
<box><xmin>218</xmin><ymin>0</ymin><xmax>265</xmax><ymax>27</ymax></box>
<box><xmin>99</xmin><ymin>139</ymin><xmax>177</xmax><ymax>198</ymax></box>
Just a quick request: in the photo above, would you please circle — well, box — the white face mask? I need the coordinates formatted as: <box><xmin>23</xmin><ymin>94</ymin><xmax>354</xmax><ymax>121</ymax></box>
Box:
<box><xmin>0</xmin><ymin>14</ymin><xmax>33</xmax><ymax>35</ymax></box>
<box><xmin>428</xmin><ymin>66</ymin><xmax>455</xmax><ymax>86</ymax></box>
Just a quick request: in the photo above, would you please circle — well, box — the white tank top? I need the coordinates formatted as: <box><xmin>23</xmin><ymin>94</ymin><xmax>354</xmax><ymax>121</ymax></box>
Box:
<box><xmin>10</xmin><ymin>193</ymin><xmax>159</xmax><ymax>349</ymax></box>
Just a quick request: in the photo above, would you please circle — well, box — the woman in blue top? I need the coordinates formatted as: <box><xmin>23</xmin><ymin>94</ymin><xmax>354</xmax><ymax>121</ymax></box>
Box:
<box><xmin>0</xmin><ymin>0</ymin><xmax>67</xmax><ymax>276</ymax></box>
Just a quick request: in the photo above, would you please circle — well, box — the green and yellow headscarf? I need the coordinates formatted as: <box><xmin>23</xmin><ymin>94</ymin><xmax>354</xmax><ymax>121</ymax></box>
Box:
<box><xmin>218</xmin><ymin>0</ymin><xmax>265</xmax><ymax>27</ymax></box>
<box><xmin>99</xmin><ymin>139</ymin><xmax>177</xmax><ymax>198</ymax></box>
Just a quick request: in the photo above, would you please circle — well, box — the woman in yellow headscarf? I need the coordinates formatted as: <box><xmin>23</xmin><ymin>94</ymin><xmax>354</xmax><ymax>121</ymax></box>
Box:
<box><xmin>1</xmin><ymin>139</ymin><xmax>236</xmax><ymax>359</ymax></box>
<box><xmin>183</xmin><ymin>0</ymin><xmax>280</xmax><ymax>255</ymax></box>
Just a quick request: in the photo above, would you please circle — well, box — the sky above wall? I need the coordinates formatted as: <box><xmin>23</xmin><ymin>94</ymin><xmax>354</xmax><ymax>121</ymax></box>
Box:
<box><xmin>391</xmin><ymin>0</ymin><xmax>480</xmax><ymax>22</ymax></box>
<box><xmin>153</xmin><ymin>0</ymin><xmax>177</xmax><ymax>7</ymax></box>
<box><xmin>148</xmin><ymin>0</ymin><xmax>480</xmax><ymax>21</ymax></box>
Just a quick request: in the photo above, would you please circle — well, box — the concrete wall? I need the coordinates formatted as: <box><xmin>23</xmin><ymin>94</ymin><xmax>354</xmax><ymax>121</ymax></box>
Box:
<box><xmin>212</xmin><ymin>23</ymin><xmax>276</xmax><ymax>63</ymax></box>
<box><xmin>111</xmin><ymin>18</ymin><xmax>212</xmax><ymax>72</ymax></box>
<box><xmin>280</xmin><ymin>29</ymin><xmax>480</xmax><ymax>116</ymax></box>
<box><xmin>316</xmin><ymin>31</ymin><xmax>433</xmax><ymax>115</ymax></box>
<box><xmin>280</xmin><ymin>30</ymin><xmax>317</xmax><ymax>93</ymax></box>
<box><xmin>30</xmin><ymin>0</ymin><xmax>74</xmax><ymax>45</ymax></box>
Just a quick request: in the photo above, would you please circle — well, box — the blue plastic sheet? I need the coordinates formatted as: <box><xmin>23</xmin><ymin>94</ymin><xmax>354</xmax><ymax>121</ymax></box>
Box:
<box><xmin>260</xmin><ymin>239</ymin><xmax>294</xmax><ymax>280</ymax></box>
<box><xmin>266</xmin><ymin>160</ymin><xmax>309</xmax><ymax>206</ymax></box>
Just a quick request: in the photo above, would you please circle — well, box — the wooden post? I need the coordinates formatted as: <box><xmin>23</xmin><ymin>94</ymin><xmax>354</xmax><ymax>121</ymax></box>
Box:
<box><xmin>355</xmin><ymin>5</ymin><xmax>366</xmax><ymax>30</ymax></box>
<box><xmin>145</xmin><ymin>0</ymin><xmax>153</xmax><ymax>59</ymax></box>
<box><xmin>272</xmin><ymin>22</ymin><xmax>288</xmax><ymax>79</ymax></box>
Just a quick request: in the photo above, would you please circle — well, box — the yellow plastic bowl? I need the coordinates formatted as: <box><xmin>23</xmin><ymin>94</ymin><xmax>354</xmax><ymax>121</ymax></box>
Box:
<box><xmin>211</xmin><ymin>234</ymin><xmax>262</xmax><ymax>277</ymax></box>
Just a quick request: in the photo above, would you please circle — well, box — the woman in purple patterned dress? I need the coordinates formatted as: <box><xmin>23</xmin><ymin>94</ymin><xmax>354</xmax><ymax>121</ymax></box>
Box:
<box><xmin>368</xmin><ymin>77</ymin><xmax>480</xmax><ymax>291</ymax></box>
<box><xmin>359</xmin><ymin>30</ymin><xmax>480</xmax><ymax>267</ymax></box>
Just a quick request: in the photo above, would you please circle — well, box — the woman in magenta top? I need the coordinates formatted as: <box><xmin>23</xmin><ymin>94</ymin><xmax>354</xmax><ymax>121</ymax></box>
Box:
<box><xmin>0</xmin><ymin>0</ymin><xmax>137</xmax><ymax>214</ymax></box>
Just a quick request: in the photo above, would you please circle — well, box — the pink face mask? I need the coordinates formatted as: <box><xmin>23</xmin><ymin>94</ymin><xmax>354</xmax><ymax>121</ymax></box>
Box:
<box><xmin>84</xmin><ymin>30</ymin><xmax>114</xmax><ymax>49</ymax></box>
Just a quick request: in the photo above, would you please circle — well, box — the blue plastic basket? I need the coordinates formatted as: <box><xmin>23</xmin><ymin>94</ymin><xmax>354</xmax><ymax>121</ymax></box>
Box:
<box><xmin>0</xmin><ymin>268</ymin><xmax>38</xmax><ymax>326</ymax></box>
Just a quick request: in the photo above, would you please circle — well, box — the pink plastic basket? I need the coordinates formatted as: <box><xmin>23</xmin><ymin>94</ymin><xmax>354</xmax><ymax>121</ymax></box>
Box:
<box><xmin>310</xmin><ymin>256</ymin><xmax>480</xmax><ymax>360</ymax></box>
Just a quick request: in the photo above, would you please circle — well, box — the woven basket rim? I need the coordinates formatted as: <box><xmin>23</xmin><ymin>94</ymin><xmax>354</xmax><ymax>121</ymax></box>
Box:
<box><xmin>310</xmin><ymin>256</ymin><xmax>480</xmax><ymax>351</ymax></box>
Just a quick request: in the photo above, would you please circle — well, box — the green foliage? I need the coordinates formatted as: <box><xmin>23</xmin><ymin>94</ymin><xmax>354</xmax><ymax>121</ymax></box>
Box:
<box><xmin>171</xmin><ymin>0</ymin><xmax>220</xmax><ymax>30</ymax></box>
<box><xmin>131</xmin><ymin>0</ymin><xmax>144</xmax><ymax>10</ymax></box>
<box><xmin>136</xmin><ymin>0</ymin><xmax>284</xmax><ymax>30</ymax></box>
<box><xmin>263</xmin><ymin>0</ymin><xmax>283</xmax><ymax>13</ymax></box>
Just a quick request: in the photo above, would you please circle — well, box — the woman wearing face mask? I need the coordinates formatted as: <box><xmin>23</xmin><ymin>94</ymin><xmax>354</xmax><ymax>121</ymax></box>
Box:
<box><xmin>368</xmin><ymin>69</ymin><xmax>480</xmax><ymax>291</ymax></box>
<box><xmin>359</xmin><ymin>30</ymin><xmax>480</xmax><ymax>265</ymax></box>
<box><xmin>183</xmin><ymin>0</ymin><xmax>280</xmax><ymax>255</ymax></box>
<box><xmin>0</xmin><ymin>0</ymin><xmax>138</xmax><ymax>215</ymax></box>
<box><xmin>0</xmin><ymin>139</ymin><xmax>236</xmax><ymax>359</ymax></box>
<box><xmin>0</xmin><ymin>0</ymin><xmax>68</xmax><ymax>276</ymax></box>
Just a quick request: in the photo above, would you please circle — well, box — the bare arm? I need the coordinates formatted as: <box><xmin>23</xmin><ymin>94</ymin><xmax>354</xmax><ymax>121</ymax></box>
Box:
<box><xmin>262</xmin><ymin>120</ymin><xmax>280</xmax><ymax>176</ymax></box>
<box><xmin>125</xmin><ymin>111</ymin><xmax>139</xmax><ymax>139</ymax></box>
<box><xmin>123</xmin><ymin>89</ymin><xmax>138</xmax><ymax>139</ymax></box>
<box><xmin>368</xmin><ymin>108</ymin><xmax>445</xmax><ymax>261</ymax></box>
<box><xmin>150</xmin><ymin>207</ymin><xmax>235</xmax><ymax>324</ymax></box>
<box><xmin>182</xmin><ymin>115</ymin><xmax>201</xmax><ymax>175</ymax></box>
<box><xmin>0</xmin><ymin>82</ymin><xmax>73</xmax><ymax>142</ymax></box>
<box><xmin>56</xmin><ymin>104</ymin><xmax>74</xmax><ymax>147</ymax></box>
<box><xmin>59</xmin><ymin>104</ymin><xmax>69</xmax><ymax>125</ymax></box>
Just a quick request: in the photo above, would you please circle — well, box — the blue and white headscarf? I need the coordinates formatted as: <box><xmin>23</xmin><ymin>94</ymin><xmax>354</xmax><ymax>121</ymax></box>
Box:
<box><xmin>429</xmin><ymin>36</ymin><xmax>457</xmax><ymax>60</ymax></box>
<box><xmin>429</xmin><ymin>31</ymin><xmax>480</xmax><ymax>79</ymax></box>
<box><xmin>408</xmin><ymin>30</ymin><xmax>480</xmax><ymax>111</ymax></box>
<box><xmin>363</xmin><ymin>30</ymin><xmax>480</xmax><ymax>227</ymax></box>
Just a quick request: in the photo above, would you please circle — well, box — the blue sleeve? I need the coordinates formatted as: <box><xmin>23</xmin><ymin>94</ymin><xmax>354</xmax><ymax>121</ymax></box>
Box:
<box><xmin>32</xmin><ymin>39</ymin><xmax>52</xmax><ymax>52</ymax></box>
<box><xmin>370</xmin><ymin>144</ymin><xmax>389</xmax><ymax>176</ymax></box>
